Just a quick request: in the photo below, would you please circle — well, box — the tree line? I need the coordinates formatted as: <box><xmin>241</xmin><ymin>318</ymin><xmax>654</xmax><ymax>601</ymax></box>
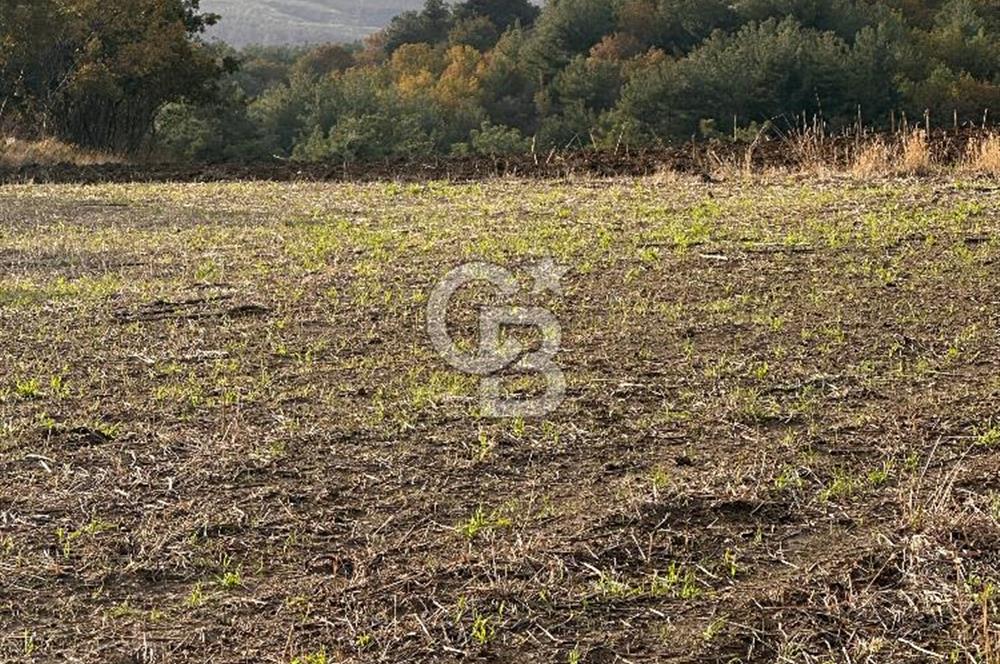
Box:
<box><xmin>0</xmin><ymin>1</ymin><xmax>227</xmax><ymax>153</ymax></box>
<box><xmin>3</xmin><ymin>0</ymin><xmax>1000</xmax><ymax>162</ymax></box>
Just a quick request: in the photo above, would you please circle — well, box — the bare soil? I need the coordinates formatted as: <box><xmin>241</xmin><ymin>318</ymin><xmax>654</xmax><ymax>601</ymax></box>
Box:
<box><xmin>0</xmin><ymin>175</ymin><xmax>998</xmax><ymax>663</ymax></box>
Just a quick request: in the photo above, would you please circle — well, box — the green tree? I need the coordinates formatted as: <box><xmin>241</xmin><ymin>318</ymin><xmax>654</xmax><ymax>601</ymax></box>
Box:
<box><xmin>2</xmin><ymin>0</ymin><xmax>225</xmax><ymax>152</ymax></box>
<box><xmin>618</xmin><ymin>0</ymin><xmax>737</xmax><ymax>54</ymax></box>
<box><xmin>900</xmin><ymin>65</ymin><xmax>1000</xmax><ymax>124</ymax></box>
<box><xmin>523</xmin><ymin>0</ymin><xmax>617</xmax><ymax>77</ymax></box>
<box><xmin>449</xmin><ymin>16</ymin><xmax>502</xmax><ymax>51</ymax></box>
<box><xmin>476</xmin><ymin>26</ymin><xmax>539</xmax><ymax>132</ymax></box>
<box><xmin>847</xmin><ymin>24</ymin><xmax>907</xmax><ymax>123</ymax></box>
<box><xmin>224</xmin><ymin>44</ymin><xmax>300</xmax><ymax>98</ymax></box>
<box><xmin>922</xmin><ymin>0</ymin><xmax>1000</xmax><ymax>80</ymax></box>
<box><xmin>155</xmin><ymin>79</ymin><xmax>267</xmax><ymax>162</ymax></box>
<box><xmin>615</xmin><ymin>18</ymin><xmax>859</xmax><ymax>142</ymax></box>
<box><xmin>731</xmin><ymin>0</ymin><xmax>881</xmax><ymax>42</ymax></box>
<box><xmin>247</xmin><ymin>78</ymin><xmax>313</xmax><ymax>156</ymax></box>
<box><xmin>453</xmin><ymin>0</ymin><xmax>540</xmax><ymax>31</ymax></box>
<box><xmin>292</xmin><ymin>44</ymin><xmax>356</xmax><ymax>79</ymax></box>
<box><xmin>383</xmin><ymin>0</ymin><xmax>453</xmax><ymax>54</ymax></box>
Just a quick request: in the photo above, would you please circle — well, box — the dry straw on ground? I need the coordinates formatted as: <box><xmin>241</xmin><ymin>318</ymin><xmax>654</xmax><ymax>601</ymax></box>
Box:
<box><xmin>0</xmin><ymin>137</ymin><xmax>120</xmax><ymax>167</ymax></box>
<box><xmin>2</xmin><ymin>178</ymin><xmax>999</xmax><ymax>662</ymax></box>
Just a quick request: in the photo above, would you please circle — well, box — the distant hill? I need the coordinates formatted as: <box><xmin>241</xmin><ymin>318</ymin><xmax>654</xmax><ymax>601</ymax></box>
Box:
<box><xmin>200</xmin><ymin>0</ymin><xmax>426</xmax><ymax>46</ymax></box>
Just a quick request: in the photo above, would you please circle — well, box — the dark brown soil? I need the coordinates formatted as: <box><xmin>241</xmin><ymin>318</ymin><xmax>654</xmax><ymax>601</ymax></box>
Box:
<box><xmin>0</xmin><ymin>129</ymin><xmax>986</xmax><ymax>185</ymax></box>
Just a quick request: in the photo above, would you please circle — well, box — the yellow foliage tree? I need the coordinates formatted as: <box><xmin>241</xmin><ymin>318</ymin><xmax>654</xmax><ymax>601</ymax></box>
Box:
<box><xmin>434</xmin><ymin>45</ymin><xmax>482</xmax><ymax>109</ymax></box>
<box><xmin>390</xmin><ymin>43</ymin><xmax>443</xmax><ymax>98</ymax></box>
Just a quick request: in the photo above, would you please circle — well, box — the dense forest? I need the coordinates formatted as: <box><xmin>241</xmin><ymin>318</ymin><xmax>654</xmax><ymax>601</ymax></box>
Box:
<box><xmin>2</xmin><ymin>0</ymin><xmax>1000</xmax><ymax>162</ymax></box>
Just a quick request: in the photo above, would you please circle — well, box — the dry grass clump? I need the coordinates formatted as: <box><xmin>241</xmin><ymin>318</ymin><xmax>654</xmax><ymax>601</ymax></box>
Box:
<box><xmin>785</xmin><ymin>126</ymin><xmax>842</xmax><ymax>176</ymax></box>
<box><xmin>900</xmin><ymin>129</ymin><xmax>933</xmax><ymax>175</ymax></box>
<box><xmin>963</xmin><ymin>133</ymin><xmax>1000</xmax><ymax>177</ymax></box>
<box><xmin>0</xmin><ymin>136</ymin><xmax>121</xmax><ymax>167</ymax></box>
<box><xmin>850</xmin><ymin>137</ymin><xmax>894</xmax><ymax>177</ymax></box>
<box><xmin>852</xmin><ymin>131</ymin><xmax>933</xmax><ymax>177</ymax></box>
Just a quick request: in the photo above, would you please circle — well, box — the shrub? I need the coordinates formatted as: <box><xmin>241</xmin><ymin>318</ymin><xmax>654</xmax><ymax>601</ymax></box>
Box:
<box><xmin>468</xmin><ymin>121</ymin><xmax>532</xmax><ymax>156</ymax></box>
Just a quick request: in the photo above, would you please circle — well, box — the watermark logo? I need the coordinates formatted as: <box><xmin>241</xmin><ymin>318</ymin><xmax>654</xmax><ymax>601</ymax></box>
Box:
<box><xmin>427</xmin><ymin>258</ymin><xmax>567</xmax><ymax>418</ymax></box>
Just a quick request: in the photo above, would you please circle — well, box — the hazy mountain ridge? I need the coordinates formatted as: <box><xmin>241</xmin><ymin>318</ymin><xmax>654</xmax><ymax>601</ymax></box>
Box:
<box><xmin>200</xmin><ymin>0</ymin><xmax>426</xmax><ymax>46</ymax></box>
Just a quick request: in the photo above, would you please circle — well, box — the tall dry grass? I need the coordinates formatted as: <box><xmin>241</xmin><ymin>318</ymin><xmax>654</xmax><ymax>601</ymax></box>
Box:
<box><xmin>900</xmin><ymin>129</ymin><xmax>933</xmax><ymax>175</ymax></box>
<box><xmin>851</xmin><ymin>130</ymin><xmax>933</xmax><ymax>177</ymax></box>
<box><xmin>962</xmin><ymin>133</ymin><xmax>1000</xmax><ymax>176</ymax></box>
<box><xmin>0</xmin><ymin>137</ymin><xmax>121</xmax><ymax>167</ymax></box>
<box><xmin>850</xmin><ymin>137</ymin><xmax>894</xmax><ymax>177</ymax></box>
<box><xmin>783</xmin><ymin>124</ymin><xmax>844</xmax><ymax>176</ymax></box>
<box><xmin>700</xmin><ymin>126</ymin><xmax>951</xmax><ymax>180</ymax></box>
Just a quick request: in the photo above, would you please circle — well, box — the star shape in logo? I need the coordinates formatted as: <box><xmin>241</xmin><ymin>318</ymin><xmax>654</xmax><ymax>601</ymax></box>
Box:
<box><xmin>527</xmin><ymin>257</ymin><xmax>570</xmax><ymax>295</ymax></box>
